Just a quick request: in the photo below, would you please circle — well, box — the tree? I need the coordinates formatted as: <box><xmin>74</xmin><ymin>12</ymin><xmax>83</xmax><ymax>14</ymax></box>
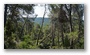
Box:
<box><xmin>37</xmin><ymin>4</ymin><xmax>47</xmax><ymax>45</ymax></box>
<box><xmin>74</xmin><ymin>4</ymin><xmax>84</xmax><ymax>46</ymax></box>
<box><xmin>4</xmin><ymin>4</ymin><xmax>8</xmax><ymax>26</ymax></box>
<box><xmin>4</xmin><ymin>4</ymin><xmax>84</xmax><ymax>49</ymax></box>
<box><xmin>4</xmin><ymin>4</ymin><xmax>35</xmax><ymax>49</ymax></box>
<box><xmin>48</xmin><ymin>4</ymin><xmax>84</xmax><ymax>49</ymax></box>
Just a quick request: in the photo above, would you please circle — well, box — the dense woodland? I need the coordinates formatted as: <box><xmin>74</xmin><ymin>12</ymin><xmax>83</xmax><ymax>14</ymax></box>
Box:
<box><xmin>4</xmin><ymin>4</ymin><xmax>84</xmax><ymax>49</ymax></box>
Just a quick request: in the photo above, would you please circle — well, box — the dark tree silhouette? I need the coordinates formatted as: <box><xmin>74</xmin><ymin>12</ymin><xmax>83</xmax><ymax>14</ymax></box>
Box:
<box><xmin>4</xmin><ymin>4</ymin><xmax>8</xmax><ymax>26</ymax></box>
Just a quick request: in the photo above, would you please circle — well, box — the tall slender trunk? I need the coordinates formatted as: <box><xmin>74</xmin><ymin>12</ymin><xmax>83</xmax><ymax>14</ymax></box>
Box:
<box><xmin>65</xmin><ymin>4</ymin><xmax>73</xmax><ymax>48</ymax></box>
<box><xmin>68</xmin><ymin>4</ymin><xmax>74</xmax><ymax>49</ymax></box>
<box><xmin>75</xmin><ymin>5</ymin><xmax>83</xmax><ymax>47</ymax></box>
<box><xmin>65</xmin><ymin>4</ymin><xmax>73</xmax><ymax>32</ymax></box>
<box><xmin>37</xmin><ymin>4</ymin><xmax>46</xmax><ymax>45</ymax></box>
<box><xmin>4</xmin><ymin>4</ymin><xmax>8</xmax><ymax>26</ymax></box>
<box><xmin>69</xmin><ymin>4</ymin><xmax>73</xmax><ymax>32</ymax></box>
<box><xmin>78</xmin><ymin>13</ymin><xmax>82</xmax><ymax>43</ymax></box>
<box><xmin>58</xmin><ymin>23</ymin><xmax>60</xmax><ymax>48</ymax></box>
<box><xmin>4</xmin><ymin>4</ymin><xmax>8</xmax><ymax>48</ymax></box>
<box><xmin>52</xmin><ymin>22</ymin><xmax>55</xmax><ymax>46</ymax></box>
<box><xmin>58</xmin><ymin>4</ymin><xmax>64</xmax><ymax>48</ymax></box>
<box><xmin>61</xmin><ymin>23</ymin><xmax>64</xmax><ymax>47</ymax></box>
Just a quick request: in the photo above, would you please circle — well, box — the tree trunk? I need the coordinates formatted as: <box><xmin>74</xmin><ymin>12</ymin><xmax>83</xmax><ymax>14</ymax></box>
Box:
<box><xmin>58</xmin><ymin>23</ymin><xmax>60</xmax><ymax>48</ymax></box>
<box><xmin>61</xmin><ymin>23</ymin><xmax>64</xmax><ymax>47</ymax></box>
<box><xmin>37</xmin><ymin>4</ymin><xmax>46</xmax><ymax>45</ymax></box>
<box><xmin>78</xmin><ymin>13</ymin><xmax>82</xmax><ymax>43</ymax></box>
<box><xmin>52</xmin><ymin>23</ymin><xmax>55</xmax><ymax>46</ymax></box>
<box><xmin>69</xmin><ymin>4</ymin><xmax>74</xmax><ymax>49</ymax></box>
<box><xmin>70</xmin><ymin>38</ymin><xmax>74</xmax><ymax>49</ymax></box>
<box><xmin>65</xmin><ymin>4</ymin><xmax>73</xmax><ymax>32</ymax></box>
<box><xmin>4</xmin><ymin>4</ymin><xmax>8</xmax><ymax>26</ymax></box>
<box><xmin>58</xmin><ymin>5</ymin><xmax>64</xmax><ymax>48</ymax></box>
<box><xmin>69</xmin><ymin>4</ymin><xmax>73</xmax><ymax>32</ymax></box>
<box><xmin>75</xmin><ymin>4</ymin><xmax>83</xmax><ymax>46</ymax></box>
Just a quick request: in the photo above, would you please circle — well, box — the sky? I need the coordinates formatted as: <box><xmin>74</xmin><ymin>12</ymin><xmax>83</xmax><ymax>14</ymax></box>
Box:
<box><xmin>23</xmin><ymin>4</ymin><xmax>84</xmax><ymax>20</ymax></box>
<box><xmin>21</xmin><ymin>4</ymin><xmax>50</xmax><ymax>18</ymax></box>
<box><xmin>34</xmin><ymin>4</ymin><xmax>49</xmax><ymax>18</ymax></box>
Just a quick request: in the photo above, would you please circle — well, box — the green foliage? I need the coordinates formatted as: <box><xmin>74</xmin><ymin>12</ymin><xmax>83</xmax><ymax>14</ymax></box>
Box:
<box><xmin>63</xmin><ymin>36</ymin><xmax>70</xmax><ymax>48</ymax></box>
<box><xmin>18</xmin><ymin>34</ymin><xmax>37</xmax><ymax>49</ymax></box>
<box><xmin>4</xmin><ymin>4</ymin><xmax>84</xmax><ymax>49</ymax></box>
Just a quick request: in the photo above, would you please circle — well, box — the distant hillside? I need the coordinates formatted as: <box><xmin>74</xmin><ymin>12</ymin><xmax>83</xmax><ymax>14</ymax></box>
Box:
<box><xmin>18</xmin><ymin>17</ymin><xmax>51</xmax><ymax>26</ymax></box>
<box><xmin>34</xmin><ymin>17</ymin><xmax>50</xmax><ymax>26</ymax></box>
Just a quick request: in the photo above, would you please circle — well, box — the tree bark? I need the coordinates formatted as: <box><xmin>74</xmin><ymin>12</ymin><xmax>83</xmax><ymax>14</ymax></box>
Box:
<box><xmin>61</xmin><ymin>23</ymin><xmax>64</xmax><ymax>47</ymax></box>
<box><xmin>69</xmin><ymin>4</ymin><xmax>74</xmax><ymax>49</ymax></box>
<box><xmin>75</xmin><ymin>4</ymin><xmax>83</xmax><ymax>46</ymax></box>
<box><xmin>4</xmin><ymin>4</ymin><xmax>8</xmax><ymax>26</ymax></box>
<box><xmin>58</xmin><ymin>23</ymin><xmax>60</xmax><ymax>48</ymax></box>
<box><xmin>69</xmin><ymin>4</ymin><xmax>73</xmax><ymax>32</ymax></box>
<box><xmin>51</xmin><ymin>22</ymin><xmax>55</xmax><ymax>46</ymax></box>
<box><xmin>37</xmin><ymin>4</ymin><xmax>46</xmax><ymax>45</ymax></box>
<box><xmin>65</xmin><ymin>4</ymin><xmax>73</xmax><ymax>49</ymax></box>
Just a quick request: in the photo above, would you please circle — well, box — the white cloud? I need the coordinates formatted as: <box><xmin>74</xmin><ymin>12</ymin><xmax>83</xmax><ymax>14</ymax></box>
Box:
<box><xmin>34</xmin><ymin>4</ymin><xmax>49</xmax><ymax>18</ymax></box>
